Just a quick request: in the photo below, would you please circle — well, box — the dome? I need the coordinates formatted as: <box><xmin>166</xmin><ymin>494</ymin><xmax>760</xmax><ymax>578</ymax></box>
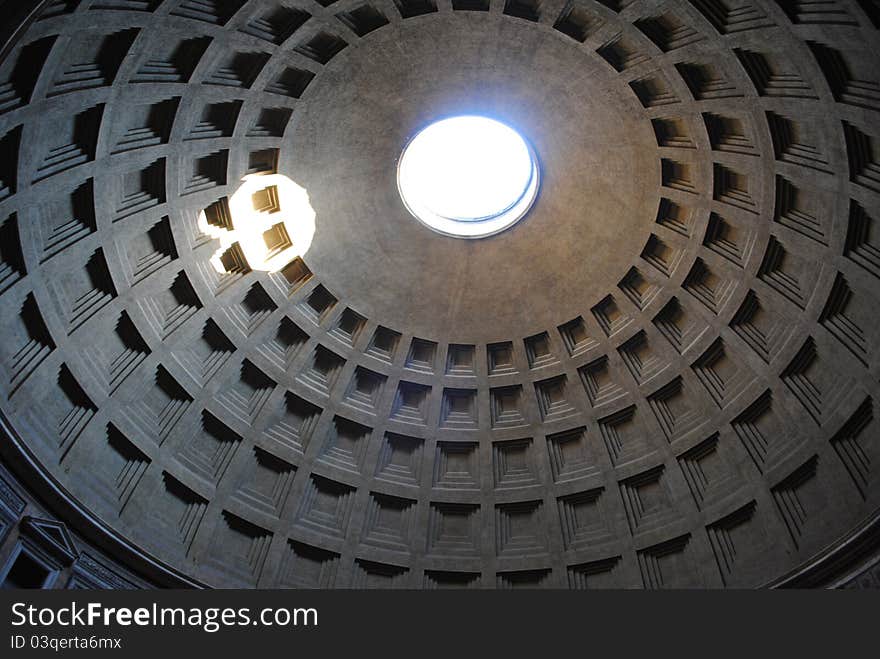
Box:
<box><xmin>0</xmin><ymin>0</ymin><xmax>878</xmax><ymax>589</ymax></box>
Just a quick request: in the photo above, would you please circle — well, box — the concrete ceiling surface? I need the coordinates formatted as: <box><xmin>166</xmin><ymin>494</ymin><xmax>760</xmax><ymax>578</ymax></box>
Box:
<box><xmin>0</xmin><ymin>0</ymin><xmax>878</xmax><ymax>588</ymax></box>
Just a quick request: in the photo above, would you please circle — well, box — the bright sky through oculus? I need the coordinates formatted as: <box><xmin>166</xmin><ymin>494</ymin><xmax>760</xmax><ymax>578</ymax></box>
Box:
<box><xmin>398</xmin><ymin>116</ymin><xmax>539</xmax><ymax>238</ymax></box>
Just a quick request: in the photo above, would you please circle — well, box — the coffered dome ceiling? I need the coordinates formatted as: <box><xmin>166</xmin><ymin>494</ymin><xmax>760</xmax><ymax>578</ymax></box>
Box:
<box><xmin>0</xmin><ymin>0</ymin><xmax>878</xmax><ymax>588</ymax></box>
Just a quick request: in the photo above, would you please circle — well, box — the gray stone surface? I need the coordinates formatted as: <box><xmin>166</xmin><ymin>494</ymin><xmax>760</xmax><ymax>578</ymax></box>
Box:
<box><xmin>0</xmin><ymin>0</ymin><xmax>878</xmax><ymax>588</ymax></box>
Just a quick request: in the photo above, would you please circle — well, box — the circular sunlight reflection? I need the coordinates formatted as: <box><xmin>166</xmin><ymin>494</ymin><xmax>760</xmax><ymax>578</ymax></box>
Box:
<box><xmin>201</xmin><ymin>174</ymin><xmax>316</xmax><ymax>274</ymax></box>
<box><xmin>398</xmin><ymin>116</ymin><xmax>539</xmax><ymax>238</ymax></box>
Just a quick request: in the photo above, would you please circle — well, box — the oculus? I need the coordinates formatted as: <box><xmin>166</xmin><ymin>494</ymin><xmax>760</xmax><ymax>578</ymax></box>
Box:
<box><xmin>397</xmin><ymin>116</ymin><xmax>540</xmax><ymax>238</ymax></box>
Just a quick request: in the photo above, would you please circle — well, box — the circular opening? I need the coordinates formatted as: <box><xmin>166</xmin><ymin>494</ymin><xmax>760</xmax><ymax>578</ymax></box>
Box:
<box><xmin>397</xmin><ymin>116</ymin><xmax>540</xmax><ymax>238</ymax></box>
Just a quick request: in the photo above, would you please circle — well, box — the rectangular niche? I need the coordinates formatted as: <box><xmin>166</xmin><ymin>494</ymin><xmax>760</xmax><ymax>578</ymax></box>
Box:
<box><xmin>208</xmin><ymin>512</ymin><xmax>273</xmax><ymax>586</ymax></box>
<box><xmin>487</xmin><ymin>341</ymin><xmax>516</xmax><ymax>375</ymax></box>
<box><xmin>299</xmin><ymin>284</ymin><xmax>337</xmax><ymax>325</ymax></box>
<box><xmin>592</xmin><ymin>295</ymin><xmax>631</xmax><ymax>337</ymax></box>
<box><xmin>733</xmin><ymin>48</ymin><xmax>817</xmax><ymax>99</ymax></box>
<box><xmin>119</xmin><ymin>216</ymin><xmax>178</xmax><ymax>285</ymax></box>
<box><xmin>423</xmin><ymin>571</ymin><xmax>481</xmax><ymax>589</ymax></box>
<box><xmin>264</xmin><ymin>391</ymin><xmax>322</xmax><ymax>455</ymax></box>
<box><xmin>730</xmin><ymin>389</ymin><xmax>797</xmax><ymax>474</ymax></box>
<box><xmin>656</xmin><ymin>197</ymin><xmax>694</xmax><ymax>237</ymax></box>
<box><xmin>713</xmin><ymin>163</ymin><xmax>757</xmax><ymax>214</ymax></box>
<box><xmin>48</xmin><ymin>29</ymin><xmax>139</xmax><ymax>96</ymax></box>
<box><xmin>390</xmin><ymin>380</ymin><xmax>431</xmax><ymax>425</ymax></box>
<box><xmin>297</xmin><ymin>344</ymin><xmax>345</xmax><ymax>396</ymax></box>
<box><xmin>691</xmin><ymin>338</ymin><xmax>756</xmax><ymax>408</ymax></box>
<box><xmin>227</xmin><ymin>282</ymin><xmax>277</xmax><ymax>336</ymax></box>
<box><xmin>186</xmin><ymin>99</ymin><xmax>242</xmax><ymax>141</ymax></box>
<box><xmin>703</xmin><ymin>212</ymin><xmax>751</xmax><ymax>267</ymax></box>
<box><xmin>361</xmin><ymin>492</ymin><xmax>416</xmax><ymax>552</ymax></box>
<box><xmin>351</xmin><ymin>560</ymin><xmax>409</xmax><ymax>589</ymax></box>
<box><xmin>342</xmin><ymin>366</ymin><xmax>387</xmax><ymax>415</ymax></box>
<box><xmin>445</xmin><ymin>343</ymin><xmax>475</xmax><ymax>376</ymax></box>
<box><xmin>248</xmin><ymin>107</ymin><xmax>293</xmax><ymax>138</ymax></box>
<box><xmin>294</xmin><ymin>474</ymin><xmax>356</xmax><ymax>539</ymax></box>
<box><xmin>233</xmin><ymin>447</ymin><xmax>296</xmax><ymax>517</ymax></box>
<box><xmin>558</xmin><ymin>316</ymin><xmax>598</xmax><ymax>357</ymax></box>
<box><xmin>524</xmin><ymin>331</ymin><xmax>558</xmax><ymax>369</ymax></box>
<box><xmin>675</xmin><ymin>60</ymin><xmax>742</xmax><ymax>100</ymax></box>
<box><xmin>37</xmin><ymin>364</ymin><xmax>97</xmax><ymax>458</ymax></box>
<box><xmin>93</xmin><ymin>423</ymin><xmax>151</xmax><ymax>514</ymax></box>
<box><xmin>629</xmin><ymin>73</ymin><xmax>680</xmax><ymax>108</ymax></box>
<box><xmin>366</xmin><ymin>325</ymin><xmax>401</xmax><ymax>364</ymax></box>
<box><xmin>264</xmin><ymin>66</ymin><xmax>315</xmax><ymax>98</ymax></box>
<box><xmin>503</xmin><ymin>0</ymin><xmax>540</xmax><ymax>21</ymax></box>
<box><xmin>490</xmin><ymin>385</ymin><xmax>527</xmax><ymax>429</ymax></box>
<box><xmin>176</xmin><ymin>410</ymin><xmax>242</xmax><ymax>485</ymax></box>
<box><xmin>336</xmin><ymin>4</ymin><xmax>389</xmax><ymax>36</ymax></box>
<box><xmin>619</xmin><ymin>267</ymin><xmax>659</xmax><ymax>310</ymax></box>
<box><xmin>155</xmin><ymin>472</ymin><xmax>207</xmax><ymax>557</ymax></box>
<box><xmin>122</xmin><ymin>364</ymin><xmax>193</xmax><ymax>445</ymax></box>
<box><xmin>497</xmin><ymin>569</ymin><xmax>552</xmax><ymax>589</ymax></box>
<box><xmin>36</xmin><ymin>179</ymin><xmax>97</xmax><ymax>262</ymax></box>
<box><xmin>439</xmin><ymin>388</ymin><xmax>478</xmax><ymax>430</ymax></box>
<box><xmin>567</xmin><ymin>556</ymin><xmax>621</xmax><ymax>589</ymax></box>
<box><xmin>115</xmin><ymin>158</ymin><xmax>166</xmax><ymax>221</ymax></box>
<box><xmin>375</xmin><ymin>432</ymin><xmax>424</xmax><ymax>487</ymax></box>
<box><xmin>642</xmin><ymin>234</ymin><xmax>684</xmax><ymax>278</ymax></box>
<box><xmin>293</xmin><ymin>32</ymin><xmax>347</xmax><ymax>66</ymax></box>
<box><xmin>395</xmin><ymin>0</ymin><xmax>438</xmax><ymax>18</ymax></box>
<box><xmin>553</xmin><ymin>4</ymin><xmax>603</xmax><ymax>42</ymax></box>
<box><xmin>427</xmin><ymin>502</ymin><xmax>480</xmax><ymax>556</ymax></box>
<box><xmin>598</xmin><ymin>405</ymin><xmax>656</xmax><ymax>468</ymax></box>
<box><xmin>205</xmin><ymin>51</ymin><xmax>271</xmax><ymax>89</ymax></box>
<box><xmin>114</xmin><ymin>96</ymin><xmax>181</xmax><ymax>153</ymax></box>
<box><xmin>171</xmin><ymin>318</ymin><xmax>235</xmax><ymax>385</ymax></box>
<box><xmin>329</xmin><ymin>308</ymin><xmax>367</xmax><ymax>347</ymax></box>
<box><xmin>493</xmin><ymin>438</ymin><xmax>537</xmax><ymax>489</ymax></box>
<box><xmin>534</xmin><ymin>374</ymin><xmax>579</xmax><ymax>422</ymax></box>
<box><xmin>765</xmin><ymin>110</ymin><xmax>831</xmax><ymax>174</ymax></box>
<box><xmin>214</xmin><ymin>359</ymin><xmax>276</xmax><ymax>424</ymax></box>
<box><xmin>131</xmin><ymin>35</ymin><xmax>212</xmax><ymax>84</ymax></box>
<box><xmin>138</xmin><ymin>270</ymin><xmax>202</xmax><ymax>340</ymax></box>
<box><xmin>557</xmin><ymin>487</ymin><xmax>610</xmax><ymax>550</ymax></box>
<box><xmin>317</xmin><ymin>416</ymin><xmax>373</xmax><ymax>474</ymax></box>
<box><xmin>546</xmin><ymin>427</ymin><xmax>598</xmax><ymax>483</ymax></box>
<box><xmin>647</xmin><ymin>376</ymin><xmax>704</xmax><ymax>442</ymax></box>
<box><xmin>433</xmin><ymin>441</ymin><xmax>479</xmax><ymax>490</ymax></box>
<box><xmin>638</xmin><ymin>534</ymin><xmax>697</xmax><ymax>588</ymax></box>
<box><xmin>256</xmin><ymin>316</ymin><xmax>308</xmax><ymax>371</ymax></box>
<box><xmin>578</xmin><ymin>355</ymin><xmax>626</xmax><ymax>408</ymax></box>
<box><xmin>171</xmin><ymin>1</ymin><xmax>247</xmax><ymax>26</ymax></box>
<box><xmin>636</xmin><ymin>12</ymin><xmax>704</xmax><ymax>53</ymax></box>
<box><xmin>33</xmin><ymin>104</ymin><xmax>104</xmax><ymax>182</ymax></box>
<box><xmin>279</xmin><ymin>541</ymin><xmax>339</xmax><ymax>588</ymax></box>
<box><xmin>241</xmin><ymin>4</ymin><xmax>311</xmax><ymax>45</ymax></box>
<box><xmin>617</xmin><ymin>330</ymin><xmax>667</xmax><ymax>384</ymax></box>
<box><xmin>0</xmin><ymin>36</ymin><xmax>56</xmax><ymax>114</ymax></box>
<box><xmin>770</xmin><ymin>455</ymin><xmax>821</xmax><ymax>550</ymax></box>
<box><xmin>247</xmin><ymin>148</ymin><xmax>279</xmax><ymax>175</ymax></box>
<box><xmin>182</xmin><ymin>150</ymin><xmax>228</xmax><ymax>195</ymax></box>
<box><xmin>2</xmin><ymin>291</ymin><xmax>55</xmax><ymax>397</ymax></box>
<box><xmin>81</xmin><ymin>310</ymin><xmax>151</xmax><ymax>395</ymax></box>
<box><xmin>830</xmin><ymin>397</ymin><xmax>874</xmax><ymax>501</ymax></box>
<box><xmin>50</xmin><ymin>247</ymin><xmax>117</xmax><ymax>334</ymax></box>
<box><xmin>495</xmin><ymin>500</ymin><xmax>547</xmax><ymax>557</ymax></box>
<box><xmin>653</xmin><ymin>296</ymin><xmax>708</xmax><ymax>355</ymax></box>
<box><xmin>270</xmin><ymin>257</ymin><xmax>312</xmax><ymax>298</ymax></box>
<box><xmin>405</xmin><ymin>337</ymin><xmax>437</xmax><ymax>373</ymax></box>
<box><xmin>618</xmin><ymin>465</ymin><xmax>677</xmax><ymax>535</ymax></box>
<box><xmin>677</xmin><ymin>432</ymin><xmax>742</xmax><ymax>511</ymax></box>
